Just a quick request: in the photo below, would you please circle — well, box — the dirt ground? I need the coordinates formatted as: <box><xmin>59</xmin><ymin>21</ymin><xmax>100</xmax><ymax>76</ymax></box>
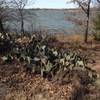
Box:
<box><xmin>0</xmin><ymin>34</ymin><xmax>100</xmax><ymax>100</ymax></box>
<box><xmin>0</xmin><ymin>62</ymin><xmax>74</xmax><ymax>100</ymax></box>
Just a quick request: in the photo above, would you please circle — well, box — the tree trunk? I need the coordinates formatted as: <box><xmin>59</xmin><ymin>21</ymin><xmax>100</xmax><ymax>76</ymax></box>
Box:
<box><xmin>84</xmin><ymin>0</ymin><xmax>91</xmax><ymax>43</ymax></box>
<box><xmin>20</xmin><ymin>11</ymin><xmax>24</xmax><ymax>35</ymax></box>
<box><xmin>0</xmin><ymin>19</ymin><xmax>4</xmax><ymax>32</ymax></box>
<box><xmin>21</xmin><ymin>18</ymin><xmax>24</xmax><ymax>35</ymax></box>
<box><xmin>84</xmin><ymin>17</ymin><xmax>89</xmax><ymax>43</ymax></box>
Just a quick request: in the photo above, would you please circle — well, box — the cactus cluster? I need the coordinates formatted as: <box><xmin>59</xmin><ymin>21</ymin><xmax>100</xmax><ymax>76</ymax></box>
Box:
<box><xmin>23</xmin><ymin>34</ymin><xmax>97</xmax><ymax>85</ymax></box>
<box><xmin>0</xmin><ymin>33</ymin><xmax>97</xmax><ymax>85</ymax></box>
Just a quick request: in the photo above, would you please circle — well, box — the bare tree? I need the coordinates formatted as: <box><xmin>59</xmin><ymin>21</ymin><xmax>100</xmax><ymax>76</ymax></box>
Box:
<box><xmin>68</xmin><ymin>0</ymin><xmax>100</xmax><ymax>43</ymax></box>
<box><xmin>97</xmin><ymin>0</ymin><xmax>100</xmax><ymax>3</ymax></box>
<box><xmin>68</xmin><ymin>0</ymin><xmax>91</xmax><ymax>43</ymax></box>
<box><xmin>97</xmin><ymin>0</ymin><xmax>100</xmax><ymax>9</ymax></box>
<box><xmin>10</xmin><ymin>0</ymin><xmax>29</xmax><ymax>34</ymax></box>
<box><xmin>0</xmin><ymin>0</ymin><xmax>9</xmax><ymax>32</ymax></box>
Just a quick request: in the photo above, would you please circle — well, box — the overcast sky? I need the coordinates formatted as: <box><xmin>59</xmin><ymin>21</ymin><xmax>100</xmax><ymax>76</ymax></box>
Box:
<box><xmin>26</xmin><ymin>0</ymin><xmax>98</xmax><ymax>9</ymax></box>
<box><xmin>26</xmin><ymin>0</ymin><xmax>77</xmax><ymax>9</ymax></box>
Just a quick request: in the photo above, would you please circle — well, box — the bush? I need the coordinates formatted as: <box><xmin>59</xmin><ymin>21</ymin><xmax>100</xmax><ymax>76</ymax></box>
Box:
<box><xmin>0</xmin><ymin>33</ymin><xmax>14</xmax><ymax>54</ymax></box>
<box><xmin>1</xmin><ymin>33</ymin><xmax>97</xmax><ymax>86</ymax></box>
<box><xmin>93</xmin><ymin>31</ymin><xmax>100</xmax><ymax>41</ymax></box>
<box><xmin>93</xmin><ymin>14</ymin><xmax>100</xmax><ymax>41</ymax></box>
<box><xmin>23</xmin><ymin>34</ymin><xmax>97</xmax><ymax>85</ymax></box>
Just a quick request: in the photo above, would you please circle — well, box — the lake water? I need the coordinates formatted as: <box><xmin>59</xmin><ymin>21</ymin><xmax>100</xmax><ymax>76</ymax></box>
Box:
<box><xmin>6</xmin><ymin>9</ymin><xmax>86</xmax><ymax>34</ymax></box>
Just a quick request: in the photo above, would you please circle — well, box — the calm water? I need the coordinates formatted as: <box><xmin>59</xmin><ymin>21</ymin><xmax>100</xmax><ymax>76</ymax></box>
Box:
<box><xmin>6</xmin><ymin>9</ymin><xmax>85</xmax><ymax>34</ymax></box>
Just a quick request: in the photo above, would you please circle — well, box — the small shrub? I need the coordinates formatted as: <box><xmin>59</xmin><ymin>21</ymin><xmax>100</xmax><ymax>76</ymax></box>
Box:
<box><xmin>0</xmin><ymin>33</ymin><xmax>14</xmax><ymax>54</ymax></box>
<box><xmin>93</xmin><ymin>31</ymin><xmax>100</xmax><ymax>41</ymax></box>
<box><xmin>93</xmin><ymin>14</ymin><xmax>100</xmax><ymax>41</ymax></box>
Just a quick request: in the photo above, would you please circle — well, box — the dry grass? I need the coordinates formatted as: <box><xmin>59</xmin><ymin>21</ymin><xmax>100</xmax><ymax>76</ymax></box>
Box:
<box><xmin>55</xmin><ymin>33</ymin><xmax>94</xmax><ymax>43</ymax></box>
<box><xmin>0</xmin><ymin>61</ymin><xmax>74</xmax><ymax>100</ymax></box>
<box><xmin>55</xmin><ymin>34</ymin><xmax>84</xmax><ymax>42</ymax></box>
<box><xmin>54</xmin><ymin>34</ymin><xmax>100</xmax><ymax>51</ymax></box>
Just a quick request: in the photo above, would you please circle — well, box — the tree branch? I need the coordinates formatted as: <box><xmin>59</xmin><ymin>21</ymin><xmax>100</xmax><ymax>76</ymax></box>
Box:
<box><xmin>76</xmin><ymin>0</ymin><xmax>87</xmax><ymax>14</ymax></box>
<box><xmin>97</xmin><ymin>0</ymin><xmax>100</xmax><ymax>3</ymax></box>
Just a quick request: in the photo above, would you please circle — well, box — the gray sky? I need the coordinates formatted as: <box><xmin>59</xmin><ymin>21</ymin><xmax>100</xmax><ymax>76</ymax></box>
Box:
<box><xmin>26</xmin><ymin>0</ymin><xmax>77</xmax><ymax>9</ymax></box>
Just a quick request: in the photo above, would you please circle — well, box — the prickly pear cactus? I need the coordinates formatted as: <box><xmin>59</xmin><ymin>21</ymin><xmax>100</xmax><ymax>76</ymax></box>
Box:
<box><xmin>23</xmin><ymin>34</ymin><xmax>98</xmax><ymax>85</ymax></box>
<box><xmin>1</xmin><ymin>33</ymin><xmax>97</xmax><ymax>85</ymax></box>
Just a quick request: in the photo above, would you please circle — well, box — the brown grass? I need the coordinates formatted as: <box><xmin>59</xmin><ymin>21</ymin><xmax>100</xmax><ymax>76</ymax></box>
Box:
<box><xmin>55</xmin><ymin>33</ymin><xmax>95</xmax><ymax>43</ymax></box>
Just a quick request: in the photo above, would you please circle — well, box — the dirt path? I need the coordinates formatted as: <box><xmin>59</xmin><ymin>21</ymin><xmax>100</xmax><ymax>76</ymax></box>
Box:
<box><xmin>0</xmin><ymin>62</ymin><xmax>73</xmax><ymax>100</ymax></box>
<box><xmin>0</xmin><ymin>84</ymin><xmax>8</xmax><ymax>100</ymax></box>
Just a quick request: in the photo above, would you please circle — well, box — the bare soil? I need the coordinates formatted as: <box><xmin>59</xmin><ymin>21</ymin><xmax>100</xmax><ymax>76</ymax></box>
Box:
<box><xmin>0</xmin><ymin>36</ymin><xmax>100</xmax><ymax>100</ymax></box>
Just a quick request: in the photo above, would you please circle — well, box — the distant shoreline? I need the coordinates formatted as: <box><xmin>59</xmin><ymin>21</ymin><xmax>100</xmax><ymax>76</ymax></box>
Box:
<box><xmin>26</xmin><ymin>7</ymin><xmax>99</xmax><ymax>11</ymax></box>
